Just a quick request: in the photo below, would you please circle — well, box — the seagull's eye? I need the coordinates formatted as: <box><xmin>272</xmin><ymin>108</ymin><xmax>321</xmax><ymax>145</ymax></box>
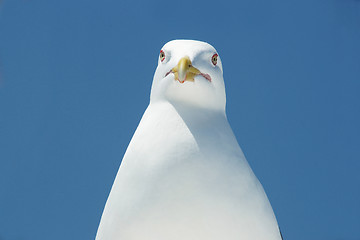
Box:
<box><xmin>211</xmin><ymin>54</ymin><xmax>218</xmax><ymax>66</ymax></box>
<box><xmin>160</xmin><ymin>50</ymin><xmax>166</xmax><ymax>62</ymax></box>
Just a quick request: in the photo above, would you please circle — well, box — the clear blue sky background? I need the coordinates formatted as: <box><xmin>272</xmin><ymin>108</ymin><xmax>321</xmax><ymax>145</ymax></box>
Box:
<box><xmin>0</xmin><ymin>0</ymin><xmax>359</xmax><ymax>239</ymax></box>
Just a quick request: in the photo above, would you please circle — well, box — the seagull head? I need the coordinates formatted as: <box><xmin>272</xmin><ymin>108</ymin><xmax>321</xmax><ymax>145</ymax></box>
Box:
<box><xmin>150</xmin><ymin>40</ymin><xmax>226</xmax><ymax>111</ymax></box>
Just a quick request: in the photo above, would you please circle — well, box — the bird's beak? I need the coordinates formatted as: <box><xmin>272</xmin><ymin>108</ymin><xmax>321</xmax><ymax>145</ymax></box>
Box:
<box><xmin>171</xmin><ymin>56</ymin><xmax>201</xmax><ymax>83</ymax></box>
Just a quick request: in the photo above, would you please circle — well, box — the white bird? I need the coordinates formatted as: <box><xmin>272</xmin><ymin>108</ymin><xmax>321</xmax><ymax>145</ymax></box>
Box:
<box><xmin>96</xmin><ymin>40</ymin><xmax>283</xmax><ymax>240</ymax></box>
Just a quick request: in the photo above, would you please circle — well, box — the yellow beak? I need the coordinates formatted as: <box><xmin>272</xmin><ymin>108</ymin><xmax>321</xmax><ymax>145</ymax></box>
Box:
<box><xmin>171</xmin><ymin>56</ymin><xmax>201</xmax><ymax>83</ymax></box>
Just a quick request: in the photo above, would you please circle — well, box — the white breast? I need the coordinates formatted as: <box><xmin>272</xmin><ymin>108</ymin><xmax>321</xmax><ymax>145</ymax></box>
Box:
<box><xmin>96</xmin><ymin>101</ymin><xmax>282</xmax><ymax>240</ymax></box>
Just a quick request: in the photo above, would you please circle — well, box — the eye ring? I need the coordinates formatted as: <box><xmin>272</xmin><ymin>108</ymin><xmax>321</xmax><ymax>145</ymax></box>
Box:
<box><xmin>211</xmin><ymin>53</ymin><xmax>218</xmax><ymax>66</ymax></box>
<box><xmin>160</xmin><ymin>50</ymin><xmax>166</xmax><ymax>62</ymax></box>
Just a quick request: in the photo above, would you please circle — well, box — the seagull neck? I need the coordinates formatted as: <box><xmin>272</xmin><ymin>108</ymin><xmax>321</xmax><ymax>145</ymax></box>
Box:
<box><xmin>169</xmin><ymin>101</ymin><xmax>241</xmax><ymax>158</ymax></box>
<box><xmin>172</xmin><ymin>103</ymin><xmax>227</xmax><ymax>126</ymax></box>
<box><xmin>146</xmin><ymin>101</ymin><xmax>241</xmax><ymax>158</ymax></box>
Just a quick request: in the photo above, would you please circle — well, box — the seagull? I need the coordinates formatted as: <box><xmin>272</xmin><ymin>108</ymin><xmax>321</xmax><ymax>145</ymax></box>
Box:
<box><xmin>96</xmin><ymin>39</ymin><xmax>283</xmax><ymax>240</ymax></box>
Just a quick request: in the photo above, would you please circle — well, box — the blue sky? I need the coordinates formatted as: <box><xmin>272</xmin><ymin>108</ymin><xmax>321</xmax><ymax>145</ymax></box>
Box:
<box><xmin>0</xmin><ymin>0</ymin><xmax>359</xmax><ymax>239</ymax></box>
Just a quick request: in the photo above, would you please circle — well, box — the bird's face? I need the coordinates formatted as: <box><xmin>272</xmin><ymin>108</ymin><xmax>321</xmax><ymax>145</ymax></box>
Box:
<box><xmin>151</xmin><ymin>40</ymin><xmax>226</xmax><ymax>111</ymax></box>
